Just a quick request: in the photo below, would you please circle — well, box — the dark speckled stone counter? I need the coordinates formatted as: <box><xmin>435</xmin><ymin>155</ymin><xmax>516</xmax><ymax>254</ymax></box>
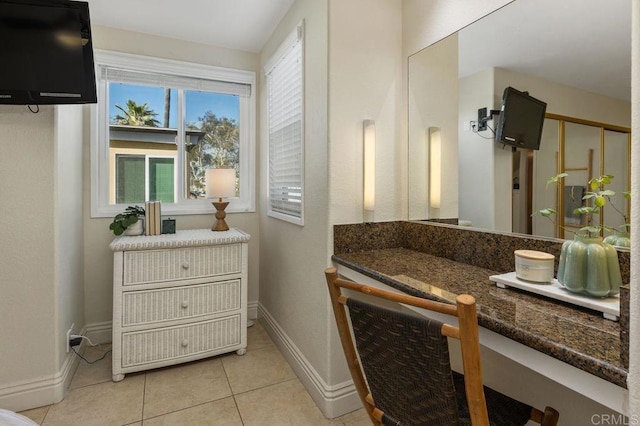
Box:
<box><xmin>333</xmin><ymin>221</ymin><xmax>628</xmax><ymax>389</ymax></box>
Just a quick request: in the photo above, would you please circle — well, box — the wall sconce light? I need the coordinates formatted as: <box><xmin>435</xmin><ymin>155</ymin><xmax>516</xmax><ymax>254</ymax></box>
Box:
<box><xmin>429</xmin><ymin>127</ymin><xmax>441</xmax><ymax>209</ymax></box>
<box><xmin>206</xmin><ymin>168</ymin><xmax>236</xmax><ymax>231</ymax></box>
<box><xmin>363</xmin><ymin>120</ymin><xmax>376</xmax><ymax>211</ymax></box>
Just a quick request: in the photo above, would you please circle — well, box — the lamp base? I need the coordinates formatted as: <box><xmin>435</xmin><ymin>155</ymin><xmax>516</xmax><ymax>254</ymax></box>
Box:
<box><xmin>211</xmin><ymin>200</ymin><xmax>229</xmax><ymax>231</ymax></box>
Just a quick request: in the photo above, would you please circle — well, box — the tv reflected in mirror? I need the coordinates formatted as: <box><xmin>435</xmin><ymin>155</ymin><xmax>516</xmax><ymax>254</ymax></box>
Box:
<box><xmin>495</xmin><ymin>87</ymin><xmax>547</xmax><ymax>151</ymax></box>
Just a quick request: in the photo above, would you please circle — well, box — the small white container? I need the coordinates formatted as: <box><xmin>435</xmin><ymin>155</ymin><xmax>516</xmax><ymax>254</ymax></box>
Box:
<box><xmin>514</xmin><ymin>250</ymin><xmax>554</xmax><ymax>283</ymax></box>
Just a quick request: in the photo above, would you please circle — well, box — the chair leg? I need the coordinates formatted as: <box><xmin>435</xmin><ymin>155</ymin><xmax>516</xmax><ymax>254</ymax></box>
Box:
<box><xmin>365</xmin><ymin>394</ymin><xmax>384</xmax><ymax>425</ymax></box>
<box><xmin>540</xmin><ymin>406</ymin><xmax>560</xmax><ymax>426</ymax></box>
<box><xmin>530</xmin><ymin>406</ymin><xmax>559</xmax><ymax>426</ymax></box>
<box><xmin>371</xmin><ymin>408</ymin><xmax>384</xmax><ymax>425</ymax></box>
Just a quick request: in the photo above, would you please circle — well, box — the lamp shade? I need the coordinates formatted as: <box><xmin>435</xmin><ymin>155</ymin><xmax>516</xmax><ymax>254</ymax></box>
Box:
<box><xmin>206</xmin><ymin>168</ymin><xmax>236</xmax><ymax>198</ymax></box>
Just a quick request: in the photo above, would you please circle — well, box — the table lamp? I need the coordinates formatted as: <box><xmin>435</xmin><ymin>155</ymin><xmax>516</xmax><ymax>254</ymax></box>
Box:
<box><xmin>206</xmin><ymin>168</ymin><xmax>236</xmax><ymax>231</ymax></box>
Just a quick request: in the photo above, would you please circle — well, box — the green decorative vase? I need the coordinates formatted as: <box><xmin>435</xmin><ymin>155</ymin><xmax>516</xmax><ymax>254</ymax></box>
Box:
<box><xmin>556</xmin><ymin>236</ymin><xmax>621</xmax><ymax>297</ymax></box>
<box><xmin>603</xmin><ymin>231</ymin><xmax>631</xmax><ymax>249</ymax></box>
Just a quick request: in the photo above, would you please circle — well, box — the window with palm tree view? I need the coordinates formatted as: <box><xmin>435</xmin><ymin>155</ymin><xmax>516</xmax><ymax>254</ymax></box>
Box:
<box><xmin>92</xmin><ymin>52</ymin><xmax>255</xmax><ymax>216</ymax></box>
<box><xmin>109</xmin><ymin>84</ymin><xmax>240</xmax><ymax>204</ymax></box>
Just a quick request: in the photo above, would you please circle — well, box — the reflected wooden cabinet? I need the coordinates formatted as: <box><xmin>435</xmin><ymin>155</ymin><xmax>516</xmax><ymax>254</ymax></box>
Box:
<box><xmin>109</xmin><ymin>228</ymin><xmax>250</xmax><ymax>382</ymax></box>
<box><xmin>529</xmin><ymin>114</ymin><xmax>631</xmax><ymax>238</ymax></box>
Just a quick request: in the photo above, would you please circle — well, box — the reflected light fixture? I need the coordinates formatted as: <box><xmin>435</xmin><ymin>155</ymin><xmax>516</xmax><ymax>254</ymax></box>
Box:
<box><xmin>206</xmin><ymin>168</ymin><xmax>236</xmax><ymax>231</ymax></box>
<box><xmin>363</xmin><ymin>120</ymin><xmax>376</xmax><ymax>211</ymax></box>
<box><xmin>429</xmin><ymin>127</ymin><xmax>441</xmax><ymax>209</ymax></box>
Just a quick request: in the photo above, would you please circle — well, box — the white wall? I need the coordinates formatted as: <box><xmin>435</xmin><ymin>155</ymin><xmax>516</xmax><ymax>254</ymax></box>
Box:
<box><xmin>91</xmin><ymin>25</ymin><xmax>257</xmax><ymax>71</ymax></box>
<box><xmin>495</xmin><ymin>68</ymin><xmax>631</xmax><ymax>127</ymax></box>
<box><xmin>403</xmin><ymin>0</ymin><xmax>513</xmax><ymax>230</ymax></box>
<box><xmin>257</xmin><ymin>0</ymin><xmax>333</xmax><ymax>414</ymax></box>
<box><xmin>54</xmin><ymin>106</ymin><xmax>85</xmax><ymax>382</ymax></box>
<box><xmin>0</xmin><ymin>105</ymin><xmax>85</xmax><ymax>411</ymax></box>
<box><xmin>628</xmin><ymin>0</ymin><xmax>640</xmax><ymax>418</ymax></box>
<box><xmin>258</xmin><ymin>0</ymin><xmax>403</xmax><ymax>417</ymax></box>
<box><xmin>458</xmin><ymin>69</ymin><xmax>498</xmax><ymax>229</ymax></box>
<box><xmin>0</xmin><ymin>107</ymin><xmax>57</xmax><ymax>386</ymax></box>
<box><xmin>402</xmin><ymin>0</ymin><xmax>513</xmax><ymax>58</ymax></box>
<box><xmin>328</xmin><ymin>0</ymin><xmax>403</xmax><ymax>226</ymax></box>
<box><xmin>83</xmin><ymin>27</ymin><xmax>261</xmax><ymax>335</ymax></box>
<box><xmin>408</xmin><ymin>33</ymin><xmax>458</xmax><ymax>220</ymax></box>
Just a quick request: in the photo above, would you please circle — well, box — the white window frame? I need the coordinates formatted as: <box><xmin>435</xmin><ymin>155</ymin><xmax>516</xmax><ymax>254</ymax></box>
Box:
<box><xmin>91</xmin><ymin>50</ymin><xmax>256</xmax><ymax>218</ymax></box>
<box><xmin>265</xmin><ymin>21</ymin><xmax>305</xmax><ymax>226</ymax></box>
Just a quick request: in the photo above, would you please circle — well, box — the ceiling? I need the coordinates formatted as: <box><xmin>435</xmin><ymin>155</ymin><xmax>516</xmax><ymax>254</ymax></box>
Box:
<box><xmin>86</xmin><ymin>0</ymin><xmax>631</xmax><ymax>101</ymax></box>
<box><xmin>458</xmin><ymin>0</ymin><xmax>631</xmax><ymax>101</ymax></box>
<box><xmin>85</xmin><ymin>0</ymin><xmax>296</xmax><ymax>53</ymax></box>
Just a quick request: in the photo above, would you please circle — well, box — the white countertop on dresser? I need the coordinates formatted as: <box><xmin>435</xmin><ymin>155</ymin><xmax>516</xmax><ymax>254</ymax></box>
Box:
<box><xmin>109</xmin><ymin>228</ymin><xmax>251</xmax><ymax>252</ymax></box>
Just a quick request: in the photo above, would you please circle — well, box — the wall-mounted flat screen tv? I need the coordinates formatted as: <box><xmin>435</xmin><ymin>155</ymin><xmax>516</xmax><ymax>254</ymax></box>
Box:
<box><xmin>495</xmin><ymin>86</ymin><xmax>547</xmax><ymax>150</ymax></box>
<box><xmin>0</xmin><ymin>0</ymin><xmax>96</xmax><ymax>105</ymax></box>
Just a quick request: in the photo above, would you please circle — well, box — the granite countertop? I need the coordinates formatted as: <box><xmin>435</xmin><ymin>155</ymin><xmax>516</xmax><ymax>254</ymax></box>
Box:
<box><xmin>333</xmin><ymin>247</ymin><xmax>626</xmax><ymax>388</ymax></box>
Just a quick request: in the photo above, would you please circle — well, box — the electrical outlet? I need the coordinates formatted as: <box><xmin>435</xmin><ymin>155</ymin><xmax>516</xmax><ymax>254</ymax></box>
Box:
<box><xmin>66</xmin><ymin>323</ymin><xmax>75</xmax><ymax>353</ymax></box>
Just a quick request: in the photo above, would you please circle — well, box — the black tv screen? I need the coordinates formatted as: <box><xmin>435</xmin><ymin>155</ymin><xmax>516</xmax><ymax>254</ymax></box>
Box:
<box><xmin>0</xmin><ymin>0</ymin><xmax>96</xmax><ymax>105</ymax></box>
<box><xmin>495</xmin><ymin>87</ymin><xmax>547</xmax><ymax>150</ymax></box>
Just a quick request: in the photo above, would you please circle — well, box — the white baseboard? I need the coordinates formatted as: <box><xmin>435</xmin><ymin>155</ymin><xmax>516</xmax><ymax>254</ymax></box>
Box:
<box><xmin>257</xmin><ymin>303</ymin><xmax>361</xmax><ymax>419</ymax></box>
<box><xmin>247</xmin><ymin>300</ymin><xmax>258</xmax><ymax>320</ymax></box>
<box><xmin>1</xmin><ymin>302</ymin><xmax>262</xmax><ymax>413</ymax></box>
<box><xmin>85</xmin><ymin>321</ymin><xmax>113</xmax><ymax>345</ymax></box>
<box><xmin>0</xmin><ymin>328</ymin><xmax>84</xmax><ymax>412</ymax></box>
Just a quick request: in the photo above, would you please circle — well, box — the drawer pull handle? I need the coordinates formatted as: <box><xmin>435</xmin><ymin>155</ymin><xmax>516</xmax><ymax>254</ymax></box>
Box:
<box><xmin>181</xmin><ymin>339</ymin><xmax>189</xmax><ymax>347</ymax></box>
<box><xmin>181</xmin><ymin>262</ymin><xmax>190</xmax><ymax>270</ymax></box>
<box><xmin>181</xmin><ymin>301</ymin><xmax>189</xmax><ymax>309</ymax></box>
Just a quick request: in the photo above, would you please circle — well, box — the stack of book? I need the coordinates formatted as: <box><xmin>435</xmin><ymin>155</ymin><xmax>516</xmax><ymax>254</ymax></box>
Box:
<box><xmin>144</xmin><ymin>201</ymin><xmax>162</xmax><ymax>236</ymax></box>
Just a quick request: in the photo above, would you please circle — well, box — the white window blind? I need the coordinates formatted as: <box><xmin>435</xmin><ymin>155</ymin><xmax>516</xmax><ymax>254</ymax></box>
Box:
<box><xmin>100</xmin><ymin>66</ymin><xmax>251</xmax><ymax>97</ymax></box>
<box><xmin>266</xmin><ymin>22</ymin><xmax>304</xmax><ymax>224</ymax></box>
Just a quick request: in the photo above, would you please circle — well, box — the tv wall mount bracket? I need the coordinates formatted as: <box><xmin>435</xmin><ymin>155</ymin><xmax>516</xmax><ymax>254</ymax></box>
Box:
<box><xmin>477</xmin><ymin>107</ymin><xmax>501</xmax><ymax>132</ymax></box>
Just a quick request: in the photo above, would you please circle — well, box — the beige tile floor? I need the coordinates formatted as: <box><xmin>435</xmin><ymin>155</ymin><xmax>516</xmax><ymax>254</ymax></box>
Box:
<box><xmin>18</xmin><ymin>321</ymin><xmax>370</xmax><ymax>426</ymax></box>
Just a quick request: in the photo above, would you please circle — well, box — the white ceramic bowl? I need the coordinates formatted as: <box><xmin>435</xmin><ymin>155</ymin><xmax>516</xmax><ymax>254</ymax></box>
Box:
<box><xmin>514</xmin><ymin>250</ymin><xmax>554</xmax><ymax>283</ymax></box>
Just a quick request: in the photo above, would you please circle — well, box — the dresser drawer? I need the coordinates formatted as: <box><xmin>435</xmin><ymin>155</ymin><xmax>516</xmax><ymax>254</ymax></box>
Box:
<box><xmin>121</xmin><ymin>315</ymin><xmax>241</xmax><ymax>368</ymax></box>
<box><xmin>122</xmin><ymin>279</ymin><xmax>240</xmax><ymax>327</ymax></box>
<box><xmin>122</xmin><ymin>244</ymin><xmax>242</xmax><ymax>285</ymax></box>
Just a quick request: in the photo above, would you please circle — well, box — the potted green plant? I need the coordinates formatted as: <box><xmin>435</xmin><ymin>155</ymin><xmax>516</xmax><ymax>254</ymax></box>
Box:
<box><xmin>109</xmin><ymin>205</ymin><xmax>145</xmax><ymax>236</ymax></box>
<box><xmin>534</xmin><ymin>174</ymin><xmax>622</xmax><ymax>297</ymax></box>
<box><xmin>603</xmin><ymin>225</ymin><xmax>631</xmax><ymax>248</ymax></box>
<box><xmin>601</xmin><ymin>184</ymin><xmax>631</xmax><ymax>248</ymax></box>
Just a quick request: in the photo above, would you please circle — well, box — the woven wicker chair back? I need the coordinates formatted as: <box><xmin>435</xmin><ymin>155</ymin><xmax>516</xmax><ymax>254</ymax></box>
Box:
<box><xmin>347</xmin><ymin>298</ymin><xmax>460</xmax><ymax>426</ymax></box>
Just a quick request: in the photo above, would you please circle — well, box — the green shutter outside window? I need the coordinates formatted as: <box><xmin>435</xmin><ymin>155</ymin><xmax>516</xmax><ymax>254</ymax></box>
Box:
<box><xmin>149</xmin><ymin>158</ymin><xmax>175</xmax><ymax>202</ymax></box>
<box><xmin>116</xmin><ymin>155</ymin><xmax>145</xmax><ymax>203</ymax></box>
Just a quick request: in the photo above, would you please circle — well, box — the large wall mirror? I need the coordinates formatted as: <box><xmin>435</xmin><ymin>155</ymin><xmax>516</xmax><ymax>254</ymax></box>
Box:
<box><xmin>408</xmin><ymin>0</ymin><xmax>631</xmax><ymax>240</ymax></box>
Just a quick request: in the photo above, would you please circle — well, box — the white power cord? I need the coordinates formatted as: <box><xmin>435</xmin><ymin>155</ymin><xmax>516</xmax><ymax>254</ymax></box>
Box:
<box><xmin>70</xmin><ymin>334</ymin><xmax>99</xmax><ymax>347</ymax></box>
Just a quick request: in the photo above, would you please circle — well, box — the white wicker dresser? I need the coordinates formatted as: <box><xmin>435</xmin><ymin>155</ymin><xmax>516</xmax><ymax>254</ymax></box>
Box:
<box><xmin>109</xmin><ymin>228</ymin><xmax>250</xmax><ymax>382</ymax></box>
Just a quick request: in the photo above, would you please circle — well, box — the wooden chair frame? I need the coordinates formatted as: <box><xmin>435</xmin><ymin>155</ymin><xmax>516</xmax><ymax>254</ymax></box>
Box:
<box><xmin>325</xmin><ymin>267</ymin><xmax>559</xmax><ymax>426</ymax></box>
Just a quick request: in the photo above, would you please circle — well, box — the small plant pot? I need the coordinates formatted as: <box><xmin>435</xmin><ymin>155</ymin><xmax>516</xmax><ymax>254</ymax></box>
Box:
<box><xmin>603</xmin><ymin>231</ymin><xmax>630</xmax><ymax>249</ymax></box>
<box><xmin>556</xmin><ymin>236</ymin><xmax>621</xmax><ymax>297</ymax></box>
<box><xmin>123</xmin><ymin>219</ymin><xmax>144</xmax><ymax>236</ymax></box>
